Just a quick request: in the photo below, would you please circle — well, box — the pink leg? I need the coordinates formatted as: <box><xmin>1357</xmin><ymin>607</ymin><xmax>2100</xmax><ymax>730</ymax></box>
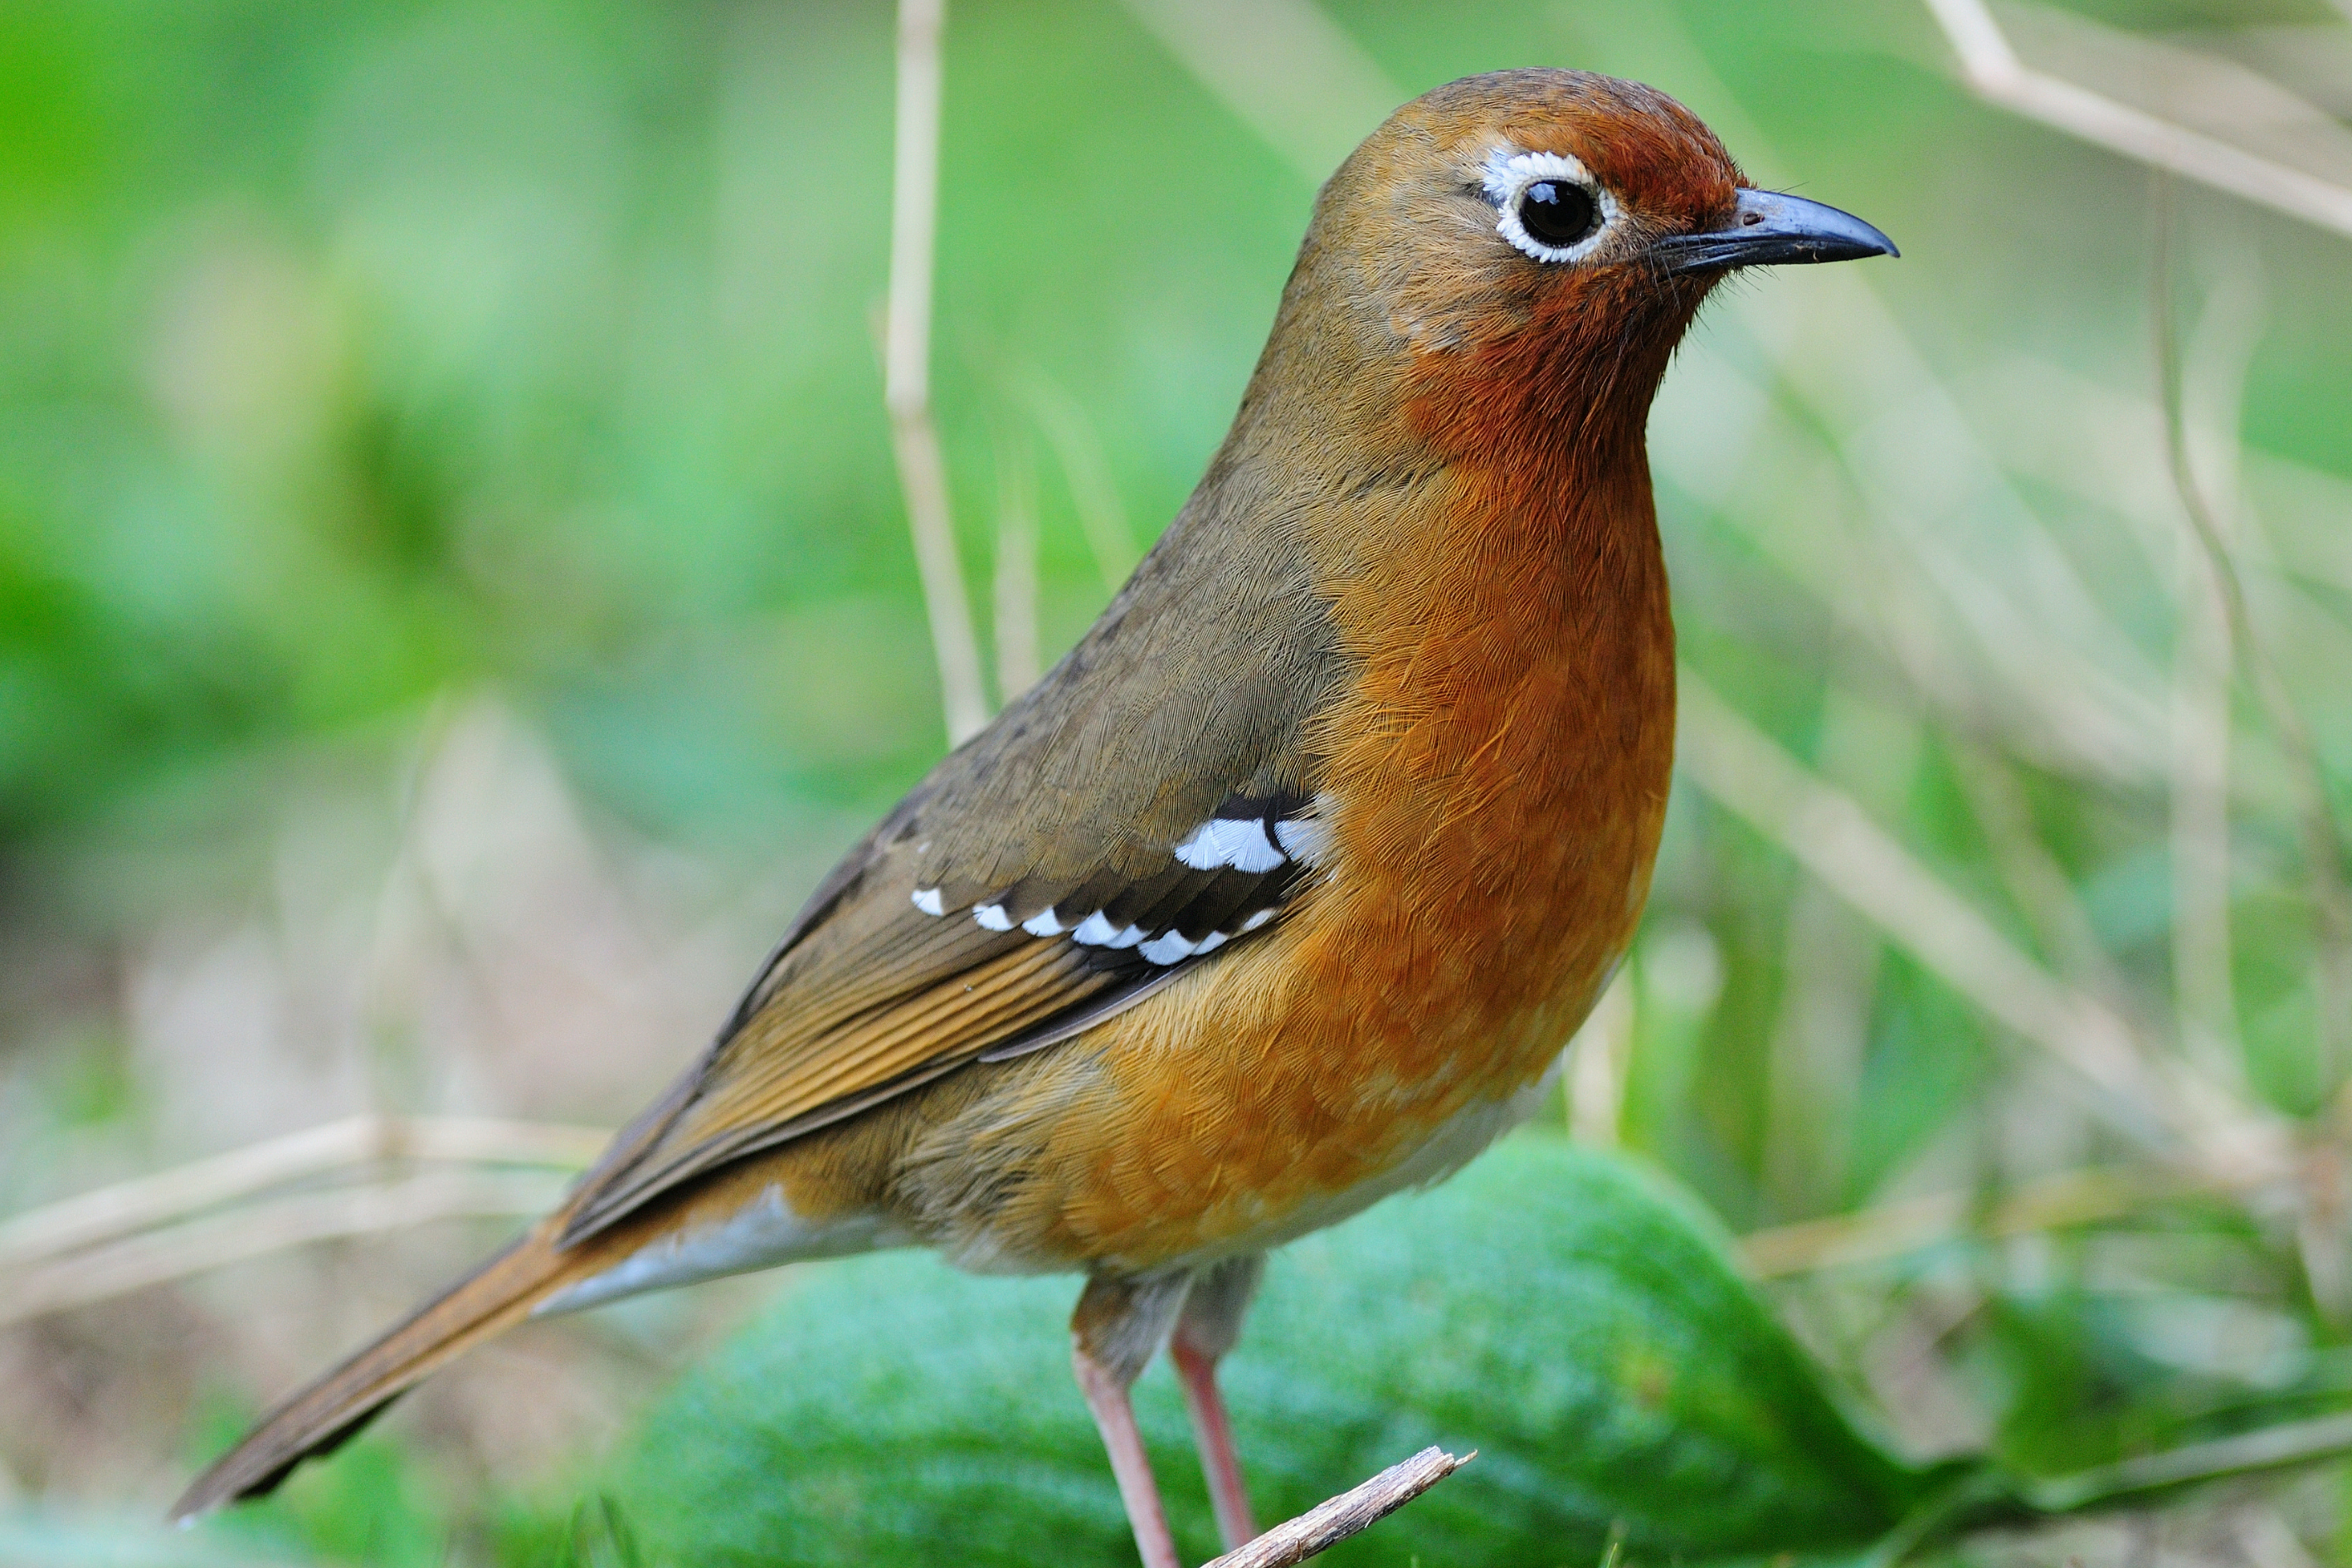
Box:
<box><xmin>1172</xmin><ymin>1256</ymin><xmax>1264</xmax><ymax>1551</ymax></box>
<box><xmin>1073</xmin><ymin>1339</ymin><xmax>1181</xmax><ymax>1568</ymax></box>
<box><xmin>1172</xmin><ymin>1332</ymin><xmax>1255</xmax><ymax>1551</ymax></box>
<box><xmin>1070</xmin><ymin>1273</ymin><xmax>1193</xmax><ymax>1568</ymax></box>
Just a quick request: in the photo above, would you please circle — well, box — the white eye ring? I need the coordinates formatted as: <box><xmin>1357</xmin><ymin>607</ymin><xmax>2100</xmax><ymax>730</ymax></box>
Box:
<box><xmin>1483</xmin><ymin>149</ymin><xmax>1618</xmax><ymax>265</ymax></box>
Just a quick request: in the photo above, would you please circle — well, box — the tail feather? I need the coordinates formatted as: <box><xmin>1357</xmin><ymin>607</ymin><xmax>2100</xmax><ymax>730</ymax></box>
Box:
<box><xmin>170</xmin><ymin>1218</ymin><xmax>582</xmax><ymax>1522</ymax></box>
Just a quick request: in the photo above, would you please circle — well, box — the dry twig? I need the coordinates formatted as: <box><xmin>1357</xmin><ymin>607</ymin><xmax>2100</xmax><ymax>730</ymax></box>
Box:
<box><xmin>885</xmin><ymin>0</ymin><xmax>989</xmax><ymax>744</ymax></box>
<box><xmin>1204</xmin><ymin>1447</ymin><xmax>1468</xmax><ymax>1568</ymax></box>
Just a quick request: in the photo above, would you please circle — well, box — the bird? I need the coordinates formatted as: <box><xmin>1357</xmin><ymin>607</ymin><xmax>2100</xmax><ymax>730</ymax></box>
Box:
<box><xmin>173</xmin><ymin>67</ymin><xmax>1892</xmax><ymax>1567</ymax></box>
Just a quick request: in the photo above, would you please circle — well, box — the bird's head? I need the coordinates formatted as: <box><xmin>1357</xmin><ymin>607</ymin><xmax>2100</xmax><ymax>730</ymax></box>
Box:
<box><xmin>1240</xmin><ymin>69</ymin><xmax>1892</xmax><ymax>469</ymax></box>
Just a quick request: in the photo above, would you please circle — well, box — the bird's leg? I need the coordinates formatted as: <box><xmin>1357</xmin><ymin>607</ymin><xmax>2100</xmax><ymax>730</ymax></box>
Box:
<box><xmin>1171</xmin><ymin>1254</ymin><xmax>1264</xmax><ymax>1551</ymax></box>
<box><xmin>1170</xmin><ymin>1339</ymin><xmax>1249</xmax><ymax>1547</ymax></box>
<box><xmin>1071</xmin><ymin>1272</ymin><xmax>1193</xmax><ymax>1568</ymax></box>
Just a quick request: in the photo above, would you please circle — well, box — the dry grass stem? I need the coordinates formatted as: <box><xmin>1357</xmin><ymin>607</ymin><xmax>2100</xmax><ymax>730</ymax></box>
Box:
<box><xmin>992</xmin><ymin>425</ymin><xmax>1041</xmax><ymax>699</ymax></box>
<box><xmin>1921</xmin><ymin>0</ymin><xmax>2352</xmax><ymax>237</ymax></box>
<box><xmin>2</xmin><ymin>1170</ymin><xmax>569</xmax><ymax>1327</ymax></box>
<box><xmin>1567</xmin><ymin>970</ymin><xmax>1634</xmax><ymax>1147</ymax></box>
<box><xmin>1677</xmin><ymin>670</ymin><xmax>2283</xmax><ymax>1174</ymax></box>
<box><xmin>2029</xmin><ymin>1410</ymin><xmax>2352</xmax><ymax>1512</ymax></box>
<box><xmin>1019</xmin><ymin>369</ymin><xmax>1138</xmax><ymax>592</ymax></box>
<box><xmin>1739</xmin><ymin>1161</ymin><xmax>2260</xmax><ymax>1278</ymax></box>
<box><xmin>1114</xmin><ymin>0</ymin><xmax>1398</xmax><ymax>186</ymax></box>
<box><xmin>2167</xmin><ymin>446</ymin><xmax>2242</xmax><ymax>1067</ymax></box>
<box><xmin>2151</xmin><ymin>187</ymin><xmax>2352</xmax><ymax>1083</ymax></box>
<box><xmin>1203</xmin><ymin>1446</ymin><xmax>1468</xmax><ymax>1568</ymax></box>
<box><xmin>0</xmin><ymin>1114</ymin><xmax>606</xmax><ymax>1273</ymax></box>
<box><xmin>1946</xmin><ymin>738</ymin><xmax>2128</xmax><ymax>1003</ymax></box>
<box><xmin>886</xmin><ymin>0</ymin><xmax>988</xmax><ymax>745</ymax></box>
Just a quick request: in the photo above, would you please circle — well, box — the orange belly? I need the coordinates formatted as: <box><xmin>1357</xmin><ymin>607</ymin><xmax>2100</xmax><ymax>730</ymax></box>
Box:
<box><xmin>893</xmin><ymin>629</ymin><xmax>1672</xmax><ymax>1273</ymax></box>
<box><xmin>975</xmin><ymin>845</ymin><xmax>1647</xmax><ymax>1270</ymax></box>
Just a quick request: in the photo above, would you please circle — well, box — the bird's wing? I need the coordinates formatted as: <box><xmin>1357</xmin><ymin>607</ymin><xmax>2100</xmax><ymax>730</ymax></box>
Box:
<box><xmin>561</xmin><ymin>517</ymin><xmax>1345</xmax><ymax>1241</ymax></box>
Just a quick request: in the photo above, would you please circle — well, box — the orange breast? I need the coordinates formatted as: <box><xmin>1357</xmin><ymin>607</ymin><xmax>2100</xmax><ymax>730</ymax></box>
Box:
<box><xmin>1001</xmin><ymin>458</ymin><xmax>1677</xmax><ymax>1271</ymax></box>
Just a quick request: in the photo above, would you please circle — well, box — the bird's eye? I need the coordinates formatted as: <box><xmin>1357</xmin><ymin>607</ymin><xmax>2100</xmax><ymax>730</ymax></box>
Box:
<box><xmin>1483</xmin><ymin>149</ymin><xmax>1617</xmax><ymax>264</ymax></box>
<box><xmin>1517</xmin><ymin>179</ymin><xmax>1599</xmax><ymax>250</ymax></box>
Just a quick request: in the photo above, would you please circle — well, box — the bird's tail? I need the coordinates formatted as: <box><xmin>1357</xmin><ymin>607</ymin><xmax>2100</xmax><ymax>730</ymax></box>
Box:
<box><xmin>169</xmin><ymin>1216</ymin><xmax>583</xmax><ymax>1522</ymax></box>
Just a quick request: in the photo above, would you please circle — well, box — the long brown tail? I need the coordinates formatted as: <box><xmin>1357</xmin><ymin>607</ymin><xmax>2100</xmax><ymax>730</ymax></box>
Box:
<box><xmin>169</xmin><ymin>1217</ymin><xmax>586</xmax><ymax>1521</ymax></box>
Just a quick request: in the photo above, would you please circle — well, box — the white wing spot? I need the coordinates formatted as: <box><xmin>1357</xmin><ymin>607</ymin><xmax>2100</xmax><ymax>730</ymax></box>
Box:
<box><xmin>1273</xmin><ymin>816</ymin><xmax>1332</xmax><ymax>867</ymax></box>
<box><xmin>943</xmin><ymin>798</ymin><xmax>1310</xmax><ymax>967</ymax></box>
<box><xmin>1174</xmin><ymin>817</ymin><xmax>1285</xmax><ymax>874</ymax></box>
<box><xmin>1138</xmin><ymin>930</ymin><xmax>1198</xmax><ymax>965</ymax></box>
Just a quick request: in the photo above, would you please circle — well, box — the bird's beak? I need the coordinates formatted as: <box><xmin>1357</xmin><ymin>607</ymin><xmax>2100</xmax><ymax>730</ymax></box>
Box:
<box><xmin>1651</xmin><ymin>188</ymin><xmax>1897</xmax><ymax>274</ymax></box>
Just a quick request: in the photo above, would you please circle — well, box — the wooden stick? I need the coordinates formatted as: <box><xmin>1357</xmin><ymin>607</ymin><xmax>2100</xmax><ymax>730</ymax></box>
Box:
<box><xmin>1204</xmin><ymin>1447</ymin><xmax>1468</xmax><ymax>1568</ymax></box>
<box><xmin>885</xmin><ymin>0</ymin><xmax>988</xmax><ymax>745</ymax></box>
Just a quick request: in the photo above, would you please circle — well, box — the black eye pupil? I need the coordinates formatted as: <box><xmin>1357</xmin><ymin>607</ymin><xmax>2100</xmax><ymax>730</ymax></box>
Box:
<box><xmin>1518</xmin><ymin>179</ymin><xmax>1599</xmax><ymax>250</ymax></box>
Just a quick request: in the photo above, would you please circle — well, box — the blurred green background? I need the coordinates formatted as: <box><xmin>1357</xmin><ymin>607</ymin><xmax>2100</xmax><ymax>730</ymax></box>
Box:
<box><xmin>3</xmin><ymin>0</ymin><xmax>2351</xmax><ymax>1563</ymax></box>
